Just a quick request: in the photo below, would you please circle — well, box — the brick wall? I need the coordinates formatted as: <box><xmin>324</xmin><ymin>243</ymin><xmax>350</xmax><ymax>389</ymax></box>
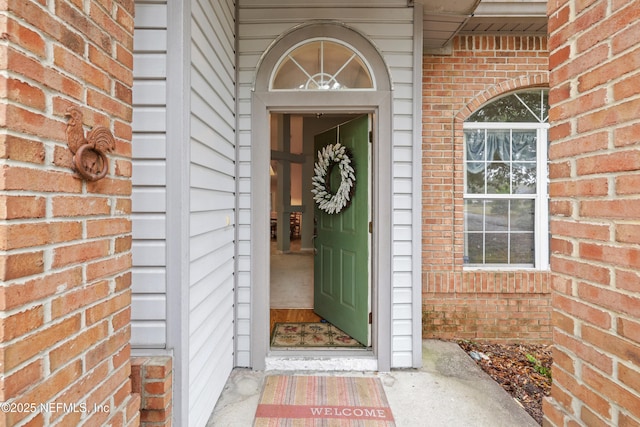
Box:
<box><xmin>422</xmin><ymin>35</ymin><xmax>552</xmax><ymax>343</ymax></box>
<box><xmin>131</xmin><ymin>357</ymin><xmax>172</xmax><ymax>427</ymax></box>
<box><xmin>423</xmin><ymin>271</ymin><xmax>551</xmax><ymax>342</ymax></box>
<box><xmin>0</xmin><ymin>1</ymin><xmax>139</xmax><ymax>426</ymax></box>
<box><xmin>544</xmin><ymin>0</ymin><xmax>640</xmax><ymax>425</ymax></box>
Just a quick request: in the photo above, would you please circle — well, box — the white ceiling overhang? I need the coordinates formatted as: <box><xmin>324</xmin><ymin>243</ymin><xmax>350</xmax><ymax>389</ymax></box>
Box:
<box><xmin>412</xmin><ymin>0</ymin><xmax>548</xmax><ymax>53</ymax></box>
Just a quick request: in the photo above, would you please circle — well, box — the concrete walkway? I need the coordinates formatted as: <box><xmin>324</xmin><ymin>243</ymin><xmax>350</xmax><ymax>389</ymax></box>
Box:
<box><xmin>207</xmin><ymin>340</ymin><xmax>539</xmax><ymax>426</ymax></box>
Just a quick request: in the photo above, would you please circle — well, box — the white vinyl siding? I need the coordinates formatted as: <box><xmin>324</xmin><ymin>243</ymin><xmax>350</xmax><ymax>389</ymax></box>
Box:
<box><xmin>132</xmin><ymin>0</ymin><xmax>169</xmax><ymax>349</ymax></box>
<box><xmin>188</xmin><ymin>0</ymin><xmax>236</xmax><ymax>426</ymax></box>
<box><xmin>237</xmin><ymin>2</ymin><xmax>418</xmax><ymax>368</ymax></box>
<box><xmin>134</xmin><ymin>1</ymin><xmax>237</xmax><ymax>424</ymax></box>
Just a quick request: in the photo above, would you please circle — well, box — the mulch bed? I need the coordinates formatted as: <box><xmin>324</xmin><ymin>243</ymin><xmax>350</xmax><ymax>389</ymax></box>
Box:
<box><xmin>457</xmin><ymin>340</ymin><xmax>553</xmax><ymax>425</ymax></box>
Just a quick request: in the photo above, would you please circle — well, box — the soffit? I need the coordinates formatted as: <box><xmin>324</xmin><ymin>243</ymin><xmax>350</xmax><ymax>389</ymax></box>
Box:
<box><xmin>460</xmin><ymin>1</ymin><xmax>548</xmax><ymax>34</ymax></box>
<box><xmin>413</xmin><ymin>0</ymin><xmax>548</xmax><ymax>52</ymax></box>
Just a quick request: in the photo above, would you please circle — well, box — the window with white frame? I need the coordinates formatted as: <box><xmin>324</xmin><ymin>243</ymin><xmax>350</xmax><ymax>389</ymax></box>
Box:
<box><xmin>463</xmin><ymin>90</ymin><xmax>549</xmax><ymax>269</ymax></box>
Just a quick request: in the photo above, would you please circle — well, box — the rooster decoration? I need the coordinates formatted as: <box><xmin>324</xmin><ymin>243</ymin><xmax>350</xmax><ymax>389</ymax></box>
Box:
<box><xmin>65</xmin><ymin>106</ymin><xmax>115</xmax><ymax>181</ymax></box>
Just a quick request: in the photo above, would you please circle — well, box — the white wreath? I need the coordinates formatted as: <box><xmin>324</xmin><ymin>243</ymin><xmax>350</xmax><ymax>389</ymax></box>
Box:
<box><xmin>311</xmin><ymin>143</ymin><xmax>356</xmax><ymax>214</ymax></box>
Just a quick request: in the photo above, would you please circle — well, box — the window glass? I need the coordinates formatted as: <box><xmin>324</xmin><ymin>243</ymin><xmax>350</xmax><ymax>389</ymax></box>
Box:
<box><xmin>271</xmin><ymin>40</ymin><xmax>374</xmax><ymax>90</ymax></box>
<box><xmin>467</xmin><ymin>91</ymin><xmax>548</xmax><ymax>123</ymax></box>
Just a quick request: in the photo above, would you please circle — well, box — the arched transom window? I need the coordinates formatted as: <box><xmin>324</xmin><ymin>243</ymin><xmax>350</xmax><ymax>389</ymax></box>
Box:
<box><xmin>270</xmin><ymin>39</ymin><xmax>374</xmax><ymax>91</ymax></box>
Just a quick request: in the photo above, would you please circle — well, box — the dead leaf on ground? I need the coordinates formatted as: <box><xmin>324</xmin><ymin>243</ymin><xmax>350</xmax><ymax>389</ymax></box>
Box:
<box><xmin>457</xmin><ymin>340</ymin><xmax>553</xmax><ymax>425</ymax></box>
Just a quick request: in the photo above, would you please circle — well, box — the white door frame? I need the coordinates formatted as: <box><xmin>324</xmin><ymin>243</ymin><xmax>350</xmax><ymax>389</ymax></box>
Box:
<box><xmin>249</xmin><ymin>23</ymin><xmax>393</xmax><ymax>371</ymax></box>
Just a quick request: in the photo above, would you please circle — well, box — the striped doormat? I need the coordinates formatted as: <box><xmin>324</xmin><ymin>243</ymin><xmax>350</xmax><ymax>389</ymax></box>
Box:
<box><xmin>254</xmin><ymin>375</ymin><xmax>395</xmax><ymax>426</ymax></box>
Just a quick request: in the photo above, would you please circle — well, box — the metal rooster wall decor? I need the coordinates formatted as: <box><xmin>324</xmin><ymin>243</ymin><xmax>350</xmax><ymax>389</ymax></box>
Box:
<box><xmin>65</xmin><ymin>107</ymin><xmax>115</xmax><ymax>181</ymax></box>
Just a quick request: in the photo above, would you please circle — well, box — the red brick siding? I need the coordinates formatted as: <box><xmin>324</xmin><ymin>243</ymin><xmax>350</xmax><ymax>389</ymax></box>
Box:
<box><xmin>422</xmin><ymin>35</ymin><xmax>552</xmax><ymax>343</ymax></box>
<box><xmin>544</xmin><ymin>0</ymin><xmax>640</xmax><ymax>425</ymax></box>
<box><xmin>131</xmin><ymin>357</ymin><xmax>173</xmax><ymax>427</ymax></box>
<box><xmin>423</xmin><ymin>271</ymin><xmax>551</xmax><ymax>342</ymax></box>
<box><xmin>0</xmin><ymin>1</ymin><xmax>139</xmax><ymax>426</ymax></box>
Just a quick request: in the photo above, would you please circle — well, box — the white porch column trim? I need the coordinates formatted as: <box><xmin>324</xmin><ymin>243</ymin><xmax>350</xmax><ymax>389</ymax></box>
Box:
<box><xmin>411</xmin><ymin>2</ymin><xmax>424</xmax><ymax>368</ymax></box>
<box><xmin>165</xmin><ymin>0</ymin><xmax>190</xmax><ymax>425</ymax></box>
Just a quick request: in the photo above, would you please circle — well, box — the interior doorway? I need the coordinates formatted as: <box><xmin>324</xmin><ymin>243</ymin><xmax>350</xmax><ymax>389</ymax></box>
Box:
<box><xmin>269</xmin><ymin>112</ymin><xmax>371</xmax><ymax>349</ymax></box>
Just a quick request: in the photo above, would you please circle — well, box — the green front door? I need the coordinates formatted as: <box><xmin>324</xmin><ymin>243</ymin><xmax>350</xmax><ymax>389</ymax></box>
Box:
<box><xmin>313</xmin><ymin>115</ymin><xmax>370</xmax><ymax>346</ymax></box>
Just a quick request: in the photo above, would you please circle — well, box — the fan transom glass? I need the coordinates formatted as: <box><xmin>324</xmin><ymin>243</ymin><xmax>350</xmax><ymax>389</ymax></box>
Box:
<box><xmin>271</xmin><ymin>40</ymin><xmax>374</xmax><ymax>91</ymax></box>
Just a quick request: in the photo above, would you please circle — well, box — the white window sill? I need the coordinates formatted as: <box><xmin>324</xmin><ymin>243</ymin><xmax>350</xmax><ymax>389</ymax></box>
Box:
<box><xmin>463</xmin><ymin>265</ymin><xmax>550</xmax><ymax>272</ymax></box>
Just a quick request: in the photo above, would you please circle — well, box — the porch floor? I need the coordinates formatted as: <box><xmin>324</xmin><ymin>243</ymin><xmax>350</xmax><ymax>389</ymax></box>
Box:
<box><xmin>206</xmin><ymin>340</ymin><xmax>539</xmax><ymax>427</ymax></box>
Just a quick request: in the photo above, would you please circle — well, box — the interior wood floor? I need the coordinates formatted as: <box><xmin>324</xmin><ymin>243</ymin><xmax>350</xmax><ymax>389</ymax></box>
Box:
<box><xmin>270</xmin><ymin>309</ymin><xmax>323</xmax><ymax>335</ymax></box>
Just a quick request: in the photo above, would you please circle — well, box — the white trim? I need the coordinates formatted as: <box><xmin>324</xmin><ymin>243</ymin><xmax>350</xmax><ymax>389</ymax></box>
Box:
<box><xmin>463</xmin><ymin>194</ymin><xmax>540</xmax><ymax>199</ymax></box>
<box><xmin>266</xmin><ymin>356</ymin><xmax>378</xmax><ymax>371</ymax></box>
<box><xmin>411</xmin><ymin>3</ymin><xmax>424</xmax><ymax>369</ymax></box>
<box><xmin>233</xmin><ymin>0</ymin><xmax>241</xmax><ymax>370</ymax></box>
<box><xmin>463</xmin><ymin>266</ymin><xmax>546</xmax><ymax>271</ymax></box>
<box><xmin>250</xmin><ymin>22</ymin><xmax>394</xmax><ymax>372</ymax></box>
<box><xmin>464</xmin><ymin>122</ymin><xmax>550</xmax><ymax>129</ymax></box>
<box><xmin>165</xmin><ymin>0</ymin><xmax>190</xmax><ymax>425</ymax></box>
<box><xmin>253</xmin><ymin>20</ymin><xmax>393</xmax><ymax>92</ymax></box>
<box><xmin>535</xmin><ymin>126</ymin><xmax>549</xmax><ymax>270</ymax></box>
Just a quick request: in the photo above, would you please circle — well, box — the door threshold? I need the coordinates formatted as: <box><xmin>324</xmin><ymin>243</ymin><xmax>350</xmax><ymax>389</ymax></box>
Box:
<box><xmin>266</xmin><ymin>351</ymin><xmax>377</xmax><ymax>371</ymax></box>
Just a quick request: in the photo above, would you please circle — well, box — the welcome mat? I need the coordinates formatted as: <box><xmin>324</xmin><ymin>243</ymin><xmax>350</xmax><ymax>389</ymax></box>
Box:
<box><xmin>271</xmin><ymin>322</ymin><xmax>365</xmax><ymax>348</ymax></box>
<box><xmin>254</xmin><ymin>375</ymin><xmax>395</xmax><ymax>426</ymax></box>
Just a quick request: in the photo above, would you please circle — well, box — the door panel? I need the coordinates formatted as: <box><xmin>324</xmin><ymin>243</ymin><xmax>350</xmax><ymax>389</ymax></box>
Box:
<box><xmin>313</xmin><ymin>115</ymin><xmax>370</xmax><ymax>346</ymax></box>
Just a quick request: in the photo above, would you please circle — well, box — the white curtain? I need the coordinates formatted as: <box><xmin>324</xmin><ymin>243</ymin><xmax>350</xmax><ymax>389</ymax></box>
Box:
<box><xmin>466</xmin><ymin>130</ymin><xmax>536</xmax><ymax>174</ymax></box>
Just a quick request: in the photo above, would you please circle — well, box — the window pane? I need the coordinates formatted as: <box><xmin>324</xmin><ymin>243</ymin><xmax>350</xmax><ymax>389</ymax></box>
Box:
<box><xmin>466</xmin><ymin>164</ymin><xmax>485</xmax><ymax>193</ymax></box>
<box><xmin>465</xmin><ymin>130</ymin><xmax>486</xmax><ymax>161</ymax></box>
<box><xmin>336</xmin><ymin>58</ymin><xmax>373</xmax><ymax>88</ymax></box>
<box><xmin>511</xmin><ymin>233</ymin><xmax>534</xmax><ymax>264</ymax></box>
<box><xmin>272</xmin><ymin>59</ymin><xmax>312</xmax><ymax>90</ymax></box>
<box><xmin>512</xmin><ymin>163</ymin><xmax>537</xmax><ymax>194</ymax></box>
<box><xmin>466</xmin><ymin>233</ymin><xmax>484</xmax><ymax>263</ymax></box>
<box><xmin>465</xmin><ymin>200</ymin><xmax>483</xmax><ymax>231</ymax></box>
<box><xmin>485</xmin><ymin>233</ymin><xmax>508</xmax><ymax>263</ymax></box>
<box><xmin>488</xmin><ymin>129</ymin><xmax>510</xmax><ymax>161</ymax></box>
<box><xmin>289</xmin><ymin>42</ymin><xmax>321</xmax><ymax>76</ymax></box>
<box><xmin>467</xmin><ymin>94</ymin><xmax>538</xmax><ymax>122</ymax></box>
<box><xmin>510</xmin><ymin>200</ymin><xmax>535</xmax><ymax>232</ymax></box>
<box><xmin>485</xmin><ymin>199</ymin><xmax>508</xmax><ymax>231</ymax></box>
<box><xmin>512</xmin><ymin>130</ymin><xmax>537</xmax><ymax>161</ymax></box>
<box><xmin>321</xmin><ymin>42</ymin><xmax>372</xmax><ymax>89</ymax></box>
<box><xmin>322</xmin><ymin>42</ymin><xmax>354</xmax><ymax>75</ymax></box>
<box><xmin>516</xmin><ymin>92</ymin><xmax>546</xmax><ymax>122</ymax></box>
<box><xmin>486</xmin><ymin>162</ymin><xmax>510</xmax><ymax>194</ymax></box>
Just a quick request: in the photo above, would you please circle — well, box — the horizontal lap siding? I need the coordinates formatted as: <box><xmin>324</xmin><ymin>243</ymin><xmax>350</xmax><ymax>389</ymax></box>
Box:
<box><xmin>132</xmin><ymin>0</ymin><xmax>168</xmax><ymax>349</ymax></box>
<box><xmin>237</xmin><ymin>4</ymin><xmax>416</xmax><ymax>367</ymax></box>
<box><xmin>189</xmin><ymin>0</ymin><xmax>236</xmax><ymax>425</ymax></box>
